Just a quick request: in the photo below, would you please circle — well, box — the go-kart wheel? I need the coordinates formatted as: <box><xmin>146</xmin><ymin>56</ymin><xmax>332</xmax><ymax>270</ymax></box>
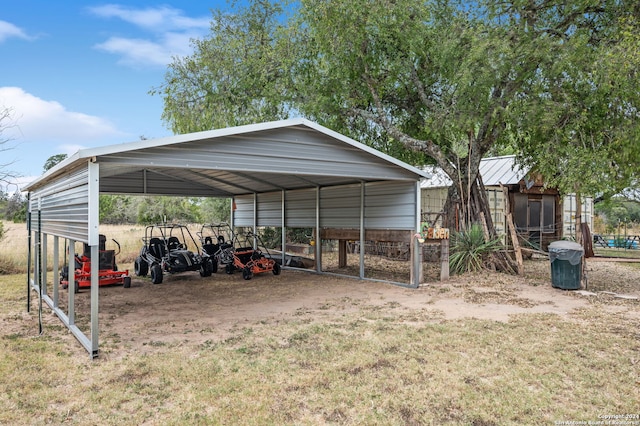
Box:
<box><xmin>242</xmin><ymin>267</ymin><xmax>253</xmax><ymax>280</ymax></box>
<box><xmin>200</xmin><ymin>258</ymin><xmax>213</xmax><ymax>277</ymax></box>
<box><xmin>225</xmin><ymin>264</ymin><xmax>234</xmax><ymax>274</ymax></box>
<box><xmin>123</xmin><ymin>276</ymin><xmax>131</xmax><ymax>288</ymax></box>
<box><xmin>211</xmin><ymin>259</ymin><xmax>218</xmax><ymax>274</ymax></box>
<box><xmin>272</xmin><ymin>262</ymin><xmax>281</xmax><ymax>276</ymax></box>
<box><xmin>150</xmin><ymin>264</ymin><xmax>163</xmax><ymax>284</ymax></box>
<box><xmin>134</xmin><ymin>256</ymin><xmax>148</xmax><ymax>276</ymax></box>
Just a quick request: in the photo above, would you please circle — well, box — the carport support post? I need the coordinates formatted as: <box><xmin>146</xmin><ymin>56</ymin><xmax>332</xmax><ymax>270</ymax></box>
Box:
<box><xmin>90</xmin><ymin>243</ymin><xmax>99</xmax><ymax>357</ymax></box>
<box><xmin>41</xmin><ymin>233</ymin><xmax>48</xmax><ymax>297</ymax></box>
<box><xmin>68</xmin><ymin>240</ymin><xmax>75</xmax><ymax>325</ymax></box>
<box><xmin>281</xmin><ymin>190</ymin><xmax>286</xmax><ymax>266</ymax></box>
<box><xmin>359</xmin><ymin>182</ymin><xmax>365</xmax><ymax>279</ymax></box>
<box><xmin>88</xmin><ymin>160</ymin><xmax>100</xmax><ymax>357</ymax></box>
<box><xmin>53</xmin><ymin>236</ymin><xmax>59</xmax><ymax>309</ymax></box>
<box><xmin>315</xmin><ymin>186</ymin><xmax>321</xmax><ymax>273</ymax></box>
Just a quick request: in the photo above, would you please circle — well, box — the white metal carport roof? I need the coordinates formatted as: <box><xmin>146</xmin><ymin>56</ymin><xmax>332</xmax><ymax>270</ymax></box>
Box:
<box><xmin>25</xmin><ymin>118</ymin><xmax>429</xmax><ymax>197</ymax></box>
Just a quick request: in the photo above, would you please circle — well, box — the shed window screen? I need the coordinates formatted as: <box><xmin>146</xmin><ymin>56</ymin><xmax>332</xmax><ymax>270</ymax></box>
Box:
<box><xmin>514</xmin><ymin>194</ymin><xmax>555</xmax><ymax>234</ymax></box>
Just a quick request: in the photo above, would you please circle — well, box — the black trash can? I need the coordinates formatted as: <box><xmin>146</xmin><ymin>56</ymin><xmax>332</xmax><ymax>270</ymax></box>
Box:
<box><xmin>549</xmin><ymin>241</ymin><xmax>584</xmax><ymax>290</ymax></box>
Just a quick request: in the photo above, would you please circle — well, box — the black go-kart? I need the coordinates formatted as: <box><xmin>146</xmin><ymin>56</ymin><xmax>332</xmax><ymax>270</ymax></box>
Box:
<box><xmin>134</xmin><ymin>224</ymin><xmax>214</xmax><ymax>284</ymax></box>
<box><xmin>197</xmin><ymin>223</ymin><xmax>235</xmax><ymax>274</ymax></box>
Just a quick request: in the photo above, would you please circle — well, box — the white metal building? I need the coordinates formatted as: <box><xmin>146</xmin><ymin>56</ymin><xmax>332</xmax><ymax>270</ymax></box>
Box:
<box><xmin>23</xmin><ymin>118</ymin><xmax>430</xmax><ymax>357</ymax></box>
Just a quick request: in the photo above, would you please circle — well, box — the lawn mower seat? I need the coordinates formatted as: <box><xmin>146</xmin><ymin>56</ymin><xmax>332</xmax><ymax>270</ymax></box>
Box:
<box><xmin>82</xmin><ymin>234</ymin><xmax>107</xmax><ymax>258</ymax></box>
<box><xmin>98</xmin><ymin>250</ymin><xmax>116</xmax><ymax>270</ymax></box>
<box><xmin>149</xmin><ymin>237</ymin><xmax>166</xmax><ymax>259</ymax></box>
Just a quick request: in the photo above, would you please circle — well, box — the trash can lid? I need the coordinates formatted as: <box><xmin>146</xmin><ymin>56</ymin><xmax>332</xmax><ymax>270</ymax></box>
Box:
<box><xmin>548</xmin><ymin>240</ymin><xmax>584</xmax><ymax>265</ymax></box>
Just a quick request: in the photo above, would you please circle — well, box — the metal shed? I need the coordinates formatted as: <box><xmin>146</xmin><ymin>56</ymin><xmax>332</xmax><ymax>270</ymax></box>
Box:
<box><xmin>23</xmin><ymin>118</ymin><xmax>430</xmax><ymax>357</ymax></box>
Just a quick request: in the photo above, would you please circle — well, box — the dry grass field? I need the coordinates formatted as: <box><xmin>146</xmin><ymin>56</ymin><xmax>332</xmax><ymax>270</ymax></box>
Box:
<box><xmin>1</xmin><ymin>221</ymin><xmax>639</xmax><ymax>424</ymax></box>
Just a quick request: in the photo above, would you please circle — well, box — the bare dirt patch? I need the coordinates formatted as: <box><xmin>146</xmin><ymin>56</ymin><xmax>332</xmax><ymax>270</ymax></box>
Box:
<box><xmin>52</xmin><ymin>257</ymin><xmax>639</xmax><ymax>357</ymax></box>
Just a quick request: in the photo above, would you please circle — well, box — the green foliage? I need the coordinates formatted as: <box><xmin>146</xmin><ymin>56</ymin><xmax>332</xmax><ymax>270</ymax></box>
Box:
<box><xmin>152</xmin><ymin>0</ymin><xmax>293</xmax><ymax>133</ymax></box>
<box><xmin>0</xmin><ymin>191</ymin><xmax>26</xmax><ymax>222</ymax></box>
<box><xmin>595</xmin><ymin>198</ymin><xmax>640</xmax><ymax>227</ymax></box>
<box><xmin>136</xmin><ymin>196</ymin><xmax>203</xmax><ymax>225</ymax></box>
<box><xmin>99</xmin><ymin>195</ymin><xmax>136</xmax><ymax>224</ymax></box>
<box><xmin>0</xmin><ymin>220</ymin><xmax>4</xmax><ymax>242</ymax></box>
<box><xmin>449</xmin><ymin>224</ymin><xmax>503</xmax><ymax>274</ymax></box>
<box><xmin>43</xmin><ymin>154</ymin><xmax>67</xmax><ymax>172</ymax></box>
<box><xmin>200</xmin><ymin>198</ymin><xmax>231</xmax><ymax>224</ymax></box>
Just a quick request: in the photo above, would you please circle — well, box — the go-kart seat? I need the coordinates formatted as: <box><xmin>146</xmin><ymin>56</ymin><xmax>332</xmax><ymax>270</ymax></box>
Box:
<box><xmin>202</xmin><ymin>236</ymin><xmax>218</xmax><ymax>256</ymax></box>
<box><xmin>149</xmin><ymin>237</ymin><xmax>166</xmax><ymax>259</ymax></box>
<box><xmin>167</xmin><ymin>236</ymin><xmax>182</xmax><ymax>251</ymax></box>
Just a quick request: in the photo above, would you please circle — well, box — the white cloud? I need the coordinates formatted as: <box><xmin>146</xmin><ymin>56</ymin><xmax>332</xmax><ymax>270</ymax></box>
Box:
<box><xmin>0</xmin><ymin>86</ymin><xmax>123</xmax><ymax>144</ymax></box>
<box><xmin>0</xmin><ymin>20</ymin><xmax>32</xmax><ymax>43</ymax></box>
<box><xmin>88</xmin><ymin>4</ymin><xmax>210</xmax><ymax>32</ymax></box>
<box><xmin>88</xmin><ymin>4</ymin><xmax>210</xmax><ymax>68</ymax></box>
<box><xmin>94</xmin><ymin>32</ymin><xmax>194</xmax><ymax>67</ymax></box>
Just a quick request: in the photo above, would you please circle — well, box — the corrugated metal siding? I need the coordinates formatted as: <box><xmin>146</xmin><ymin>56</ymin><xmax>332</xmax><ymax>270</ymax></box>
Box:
<box><xmin>421</xmin><ymin>155</ymin><xmax>527</xmax><ymax>189</ymax></box>
<box><xmin>233</xmin><ymin>195</ymin><xmax>255</xmax><ymax>227</ymax></box>
<box><xmin>256</xmin><ymin>191</ymin><xmax>282</xmax><ymax>227</ymax></box>
<box><xmin>29</xmin><ymin>167</ymin><xmax>91</xmax><ymax>242</ymax></box>
<box><xmin>98</xmin><ymin>126</ymin><xmax>419</xmax><ymax>185</ymax></box>
<box><xmin>562</xmin><ymin>195</ymin><xmax>594</xmax><ymax>238</ymax></box>
<box><xmin>319</xmin><ymin>184</ymin><xmax>361</xmax><ymax>228</ymax></box>
<box><xmin>365</xmin><ymin>181</ymin><xmax>416</xmax><ymax>230</ymax></box>
<box><xmin>285</xmin><ymin>189</ymin><xmax>317</xmax><ymax>228</ymax></box>
<box><xmin>234</xmin><ymin>181</ymin><xmax>417</xmax><ymax>230</ymax></box>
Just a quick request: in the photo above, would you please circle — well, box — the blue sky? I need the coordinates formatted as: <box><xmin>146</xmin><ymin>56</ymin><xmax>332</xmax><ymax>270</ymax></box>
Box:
<box><xmin>1</xmin><ymin>1</ymin><xmax>233</xmax><ymax>189</ymax></box>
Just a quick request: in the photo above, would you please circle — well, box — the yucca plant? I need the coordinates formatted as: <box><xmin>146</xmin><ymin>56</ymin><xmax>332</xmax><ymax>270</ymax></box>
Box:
<box><xmin>449</xmin><ymin>223</ymin><xmax>504</xmax><ymax>274</ymax></box>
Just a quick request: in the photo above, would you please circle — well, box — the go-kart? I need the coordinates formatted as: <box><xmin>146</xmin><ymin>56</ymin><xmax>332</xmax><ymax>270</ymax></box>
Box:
<box><xmin>134</xmin><ymin>223</ymin><xmax>213</xmax><ymax>284</ymax></box>
<box><xmin>61</xmin><ymin>234</ymin><xmax>131</xmax><ymax>293</ymax></box>
<box><xmin>197</xmin><ymin>222</ymin><xmax>235</xmax><ymax>273</ymax></box>
<box><xmin>226</xmin><ymin>230</ymin><xmax>281</xmax><ymax>280</ymax></box>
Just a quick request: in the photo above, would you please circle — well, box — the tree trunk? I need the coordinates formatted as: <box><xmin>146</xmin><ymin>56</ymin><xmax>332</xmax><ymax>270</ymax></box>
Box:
<box><xmin>574</xmin><ymin>192</ymin><xmax>583</xmax><ymax>245</ymax></box>
<box><xmin>443</xmin><ymin>158</ymin><xmax>518</xmax><ymax>274</ymax></box>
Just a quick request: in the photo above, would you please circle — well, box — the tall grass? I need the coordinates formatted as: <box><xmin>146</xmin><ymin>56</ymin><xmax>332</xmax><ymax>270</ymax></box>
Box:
<box><xmin>0</xmin><ymin>221</ymin><xmax>148</xmax><ymax>274</ymax></box>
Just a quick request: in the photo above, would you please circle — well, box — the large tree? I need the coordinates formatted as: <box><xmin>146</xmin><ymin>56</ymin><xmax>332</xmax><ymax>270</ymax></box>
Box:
<box><xmin>157</xmin><ymin>0</ymin><xmax>639</xmax><ymax>260</ymax></box>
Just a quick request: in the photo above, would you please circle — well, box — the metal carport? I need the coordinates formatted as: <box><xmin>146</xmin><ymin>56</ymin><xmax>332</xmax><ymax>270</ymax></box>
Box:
<box><xmin>23</xmin><ymin>118</ymin><xmax>430</xmax><ymax>357</ymax></box>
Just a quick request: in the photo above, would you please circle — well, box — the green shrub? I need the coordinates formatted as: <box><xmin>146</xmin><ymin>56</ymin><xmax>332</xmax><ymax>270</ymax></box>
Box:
<box><xmin>449</xmin><ymin>224</ymin><xmax>503</xmax><ymax>274</ymax></box>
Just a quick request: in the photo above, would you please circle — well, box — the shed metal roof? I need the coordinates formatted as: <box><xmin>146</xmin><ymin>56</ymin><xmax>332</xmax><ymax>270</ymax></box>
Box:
<box><xmin>420</xmin><ymin>155</ymin><xmax>528</xmax><ymax>189</ymax></box>
<box><xmin>24</xmin><ymin>118</ymin><xmax>430</xmax><ymax>195</ymax></box>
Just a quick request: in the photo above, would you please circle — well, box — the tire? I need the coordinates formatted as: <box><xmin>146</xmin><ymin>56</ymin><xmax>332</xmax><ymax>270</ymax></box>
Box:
<box><xmin>226</xmin><ymin>264</ymin><xmax>234</xmax><ymax>275</ymax></box>
<box><xmin>242</xmin><ymin>266</ymin><xmax>253</xmax><ymax>280</ymax></box>
<box><xmin>74</xmin><ymin>280</ymin><xmax>80</xmax><ymax>294</ymax></box>
<box><xmin>272</xmin><ymin>262</ymin><xmax>281</xmax><ymax>276</ymax></box>
<box><xmin>150</xmin><ymin>264</ymin><xmax>163</xmax><ymax>284</ymax></box>
<box><xmin>123</xmin><ymin>276</ymin><xmax>131</xmax><ymax>288</ymax></box>
<box><xmin>134</xmin><ymin>256</ymin><xmax>148</xmax><ymax>277</ymax></box>
<box><xmin>199</xmin><ymin>258</ymin><xmax>213</xmax><ymax>277</ymax></box>
<box><xmin>211</xmin><ymin>259</ymin><xmax>218</xmax><ymax>274</ymax></box>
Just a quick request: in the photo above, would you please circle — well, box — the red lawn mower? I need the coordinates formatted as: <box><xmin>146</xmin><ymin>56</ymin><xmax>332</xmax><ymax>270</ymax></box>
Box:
<box><xmin>61</xmin><ymin>234</ymin><xmax>131</xmax><ymax>293</ymax></box>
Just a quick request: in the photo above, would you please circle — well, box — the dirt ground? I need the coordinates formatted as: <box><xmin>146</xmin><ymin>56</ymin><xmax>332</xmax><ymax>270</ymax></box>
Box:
<box><xmin>48</xmin><ymin>257</ymin><xmax>639</xmax><ymax>357</ymax></box>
